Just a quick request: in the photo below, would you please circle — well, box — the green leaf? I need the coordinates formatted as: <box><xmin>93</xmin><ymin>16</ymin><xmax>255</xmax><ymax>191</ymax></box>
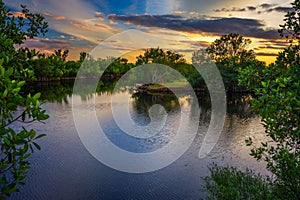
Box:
<box><xmin>12</xmin><ymin>87</ymin><xmax>21</xmax><ymax>93</ymax></box>
<box><xmin>35</xmin><ymin>100</ymin><xmax>40</xmax><ymax>109</ymax></box>
<box><xmin>5</xmin><ymin>67</ymin><xmax>14</xmax><ymax>77</ymax></box>
<box><xmin>0</xmin><ymin>65</ymin><xmax>4</xmax><ymax>77</ymax></box>
<box><xmin>3</xmin><ymin>137</ymin><xmax>11</xmax><ymax>145</ymax></box>
<box><xmin>23</xmin><ymin>143</ymin><xmax>28</xmax><ymax>153</ymax></box>
<box><xmin>33</xmin><ymin>92</ymin><xmax>41</xmax><ymax>100</ymax></box>
<box><xmin>32</xmin><ymin>142</ymin><xmax>41</xmax><ymax>150</ymax></box>
<box><xmin>3</xmin><ymin>89</ymin><xmax>8</xmax><ymax>97</ymax></box>
<box><xmin>17</xmin><ymin>81</ymin><xmax>26</xmax><ymax>87</ymax></box>
<box><xmin>34</xmin><ymin>133</ymin><xmax>46</xmax><ymax>140</ymax></box>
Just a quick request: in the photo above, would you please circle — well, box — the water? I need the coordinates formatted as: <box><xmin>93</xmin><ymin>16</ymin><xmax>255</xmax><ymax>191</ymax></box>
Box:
<box><xmin>11</xmin><ymin>81</ymin><xmax>267</xmax><ymax>200</ymax></box>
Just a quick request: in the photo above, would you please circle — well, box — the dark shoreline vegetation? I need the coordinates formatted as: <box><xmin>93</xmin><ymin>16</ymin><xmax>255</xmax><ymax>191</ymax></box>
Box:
<box><xmin>21</xmin><ymin>36</ymin><xmax>254</xmax><ymax>94</ymax></box>
<box><xmin>1</xmin><ymin>0</ymin><xmax>299</xmax><ymax>199</ymax></box>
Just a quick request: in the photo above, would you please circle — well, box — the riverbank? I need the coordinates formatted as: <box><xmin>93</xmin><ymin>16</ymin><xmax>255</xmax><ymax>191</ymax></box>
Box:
<box><xmin>137</xmin><ymin>83</ymin><xmax>249</xmax><ymax>95</ymax></box>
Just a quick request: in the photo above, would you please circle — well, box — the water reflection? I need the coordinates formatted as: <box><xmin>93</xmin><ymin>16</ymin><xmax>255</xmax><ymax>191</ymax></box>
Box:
<box><xmin>25</xmin><ymin>80</ymin><xmax>256</xmax><ymax>158</ymax></box>
<box><xmin>25</xmin><ymin>81</ymin><xmax>73</xmax><ymax>103</ymax></box>
<box><xmin>12</xmin><ymin>80</ymin><xmax>264</xmax><ymax>200</ymax></box>
<box><xmin>132</xmin><ymin>92</ymin><xmax>180</xmax><ymax>114</ymax></box>
<box><xmin>25</xmin><ymin>80</ymin><xmax>253</xmax><ymax>118</ymax></box>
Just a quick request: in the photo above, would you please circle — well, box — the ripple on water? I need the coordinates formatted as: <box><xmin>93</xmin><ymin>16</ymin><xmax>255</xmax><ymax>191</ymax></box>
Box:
<box><xmin>11</xmin><ymin>92</ymin><xmax>268</xmax><ymax>199</ymax></box>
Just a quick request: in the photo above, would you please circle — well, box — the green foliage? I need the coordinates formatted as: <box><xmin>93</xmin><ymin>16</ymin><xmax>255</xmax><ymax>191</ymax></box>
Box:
<box><xmin>136</xmin><ymin>47</ymin><xmax>186</xmax><ymax>66</ymax></box>
<box><xmin>31</xmin><ymin>49</ymin><xmax>72</xmax><ymax>80</ymax></box>
<box><xmin>78</xmin><ymin>56</ymin><xmax>134</xmax><ymax>78</ymax></box>
<box><xmin>237</xmin><ymin>1</ymin><xmax>300</xmax><ymax>199</ymax></box>
<box><xmin>0</xmin><ymin>2</ymin><xmax>47</xmax><ymax>45</ymax></box>
<box><xmin>0</xmin><ymin>60</ymin><xmax>49</xmax><ymax>197</ymax></box>
<box><xmin>204</xmin><ymin>164</ymin><xmax>275</xmax><ymax>200</ymax></box>
<box><xmin>104</xmin><ymin>57</ymin><xmax>134</xmax><ymax>75</ymax></box>
<box><xmin>136</xmin><ymin>47</ymin><xmax>193</xmax><ymax>77</ymax></box>
<box><xmin>241</xmin><ymin>45</ymin><xmax>300</xmax><ymax>199</ymax></box>
<box><xmin>30</xmin><ymin>52</ymin><xmax>134</xmax><ymax>80</ymax></box>
<box><xmin>279</xmin><ymin>0</ymin><xmax>300</xmax><ymax>42</ymax></box>
<box><xmin>207</xmin><ymin>2</ymin><xmax>300</xmax><ymax>199</ymax></box>
<box><xmin>237</xmin><ymin>60</ymin><xmax>267</xmax><ymax>92</ymax></box>
<box><xmin>203</xmin><ymin>33</ymin><xmax>261</xmax><ymax>91</ymax></box>
<box><xmin>135</xmin><ymin>47</ymin><xmax>199</xmax><ymax>86</ymax></box>
<box><xmin>206</xmin><ymin>33</ymin><xmax>255</xmax><ymax>65</ymax></box>
<box><xmin>0</xmin><ymin>0</ymin><xmax>48</xmax><ymax>80</ymax></box>
<box><xmin>0</xmin><ymin>1</ymin><xmax>49</xmax><ymax>197</ymax></box>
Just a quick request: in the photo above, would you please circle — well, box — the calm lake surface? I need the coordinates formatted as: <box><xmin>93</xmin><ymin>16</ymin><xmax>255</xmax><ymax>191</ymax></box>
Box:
<box><xmin>12</xmin><ymin>81</ymin><xmax>267</xmax><ymax>200</ymax></box>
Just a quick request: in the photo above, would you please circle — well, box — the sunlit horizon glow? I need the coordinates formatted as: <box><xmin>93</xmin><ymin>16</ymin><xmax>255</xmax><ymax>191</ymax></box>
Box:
<box><xmin>4</xmin><ymin>0</ymin><xmax>294</xmax><ymax>64</ymax></box>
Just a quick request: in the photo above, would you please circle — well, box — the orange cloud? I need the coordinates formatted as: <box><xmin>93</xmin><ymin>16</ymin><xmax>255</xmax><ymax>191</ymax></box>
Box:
<box><xmin>95</xmin><ymin>11</ymin><xmax>103</xmax><ymax>16</ymax></box>
<box><xmin>97</xmin><ymin>16</ymin><xmax>105</xmax><ymax>21</ymax></box>
<box><xmin>8</xmin><ymin>11</ymin><xmax>26</xmax><ymax>18</ymax></box>
<box><xmin>109</xmin><ymin>20</ymin><xmax>117</xmax><ymax>24</ymax></box>
<box><xmin>95</xmin><ymin>11</ymin><xmax>104</xmax><ymax>21</ymax></box>
<box><xmin>53</xmin><ymin>16</ymin><xmax>66</xmax><ymax>20</ymax></box>
<box><xmin>108</xmin><ymin>14</ymin><xmax>116</xmax><ymax>17</ymax></box>
<box><xmin>69</xmin><ymin>21</ymin><xmax>98</xmax><ymax>32</ymax></box>
<box><xmin>95</xmin><ymin>23</ymin><xmax>113</xmax><ymax>30</ymax></box>
<box><xmin>173</xmin><ymin>10</ymin><xmax>186</xmax><ymax>14</ymax></box>
<box><xmin>43</xmin><ymin>12</ymin><xmax>66</xmax><ymax>20</ymax></box>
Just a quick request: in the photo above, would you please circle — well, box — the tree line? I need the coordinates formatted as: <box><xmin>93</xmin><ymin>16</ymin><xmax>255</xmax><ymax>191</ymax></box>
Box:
<box><xmin>24</xmin><ymin>32</ymin><xmax>262</xmax><ymax>93</ymax></box>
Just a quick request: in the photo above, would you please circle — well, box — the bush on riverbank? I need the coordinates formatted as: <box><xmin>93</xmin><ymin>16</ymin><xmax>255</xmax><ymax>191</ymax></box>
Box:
<box><xmin>204</xmin><ymin>164</ymin><xmax>275</xmax><ymax>200</ymax></box>
<box><xmin>205</xmin><ymin>1</ymin><xmax>300</xmax><ymax>199</ymax></box>
<box><xmin>0</xmin><ymin>1</ymin><xmax>49</xmax><ymax>197</ymax></box>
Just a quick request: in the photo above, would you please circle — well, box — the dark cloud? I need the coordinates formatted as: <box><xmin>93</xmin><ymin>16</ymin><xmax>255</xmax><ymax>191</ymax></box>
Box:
<box><xmin>257</xmin><ymin>5</ymin><xmax>294</xmax><ymax>14</ymax></box>
<box><xmin>168</xmin><ymin>40</ymin><xmax>210</xmax><ymax>48</ymax></box>
<box><xmin>214</xmin><ymin>4</ymin><xmax>292</xmax><ymax>14</ymax></box>
<box><xmin>254</xmin><ymin>40</ymin><xmax>289</xmax><ymax>51</ymax></box>
<box><xmin>258</xmin><ymin>40</ymin><xmax>288</xmax><ymax>46</ymax></box>
<box><xmin>22</xmin><ymin>38</ymin><xmax>74</xmax><ymax>50</ymax></box>
<box><xmin>260</xmin><ymin>3</ymin><xmax>277</xmax><ymax>9</ymax></box>
<box><xmin>108</xmin><ymin>14</ymin><xmax>279</xmax><ymax>39</ymax></box>
<box><xmin>214</xmin><ymin>7</ymin><xmax>246</xmax><ymax>12</ymax></box>
<box><xmin>255</xmin><ymin>46</ymin><xmax>284</xmax><ymax>51</ymax></box>
<box><xmin>270</xmin><ymin>6</ymin><xmax>294</xmax><ymax>13</ymax></box>
<box><xmin>247</xmin><ymin>6</ymin><xmax>256</xmax><ymax>11</ymax></box>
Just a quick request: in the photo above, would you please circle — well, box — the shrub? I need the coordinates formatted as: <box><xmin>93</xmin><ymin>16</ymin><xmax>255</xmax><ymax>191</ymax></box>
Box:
<box><xmin>204</xmin><ymin>164</ymin><xmax>275</xmax><ymax>200</ymax></box>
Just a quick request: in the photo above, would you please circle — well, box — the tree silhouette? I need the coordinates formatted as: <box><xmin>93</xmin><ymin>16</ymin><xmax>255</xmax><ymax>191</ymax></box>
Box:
<box><xmin>206</xmin><ymin>33</ymin><xmax>255</xmax><ymax>65</ymax></box>
<box><xmin>279</xmin><ymin>0</ymin><xmax>300</xmax><ymax>42</ymax></box>
<box><xmin>205</xmin><ymin>33</ymin><xmax>259</xmax><ymax>91</ymax></box>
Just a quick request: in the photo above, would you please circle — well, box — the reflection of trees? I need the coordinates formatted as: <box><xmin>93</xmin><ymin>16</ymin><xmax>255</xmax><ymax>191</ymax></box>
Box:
<box><xmin>24</xmin><ymin>80</ymin><xmax>255</xmax><ymax>120</ymax></box>
<box><xmin>24</xmin><ymin>78</ymin><xmax>123</xmax><ymax>103</ymax></box>
<box><xmin>97</xmin><ymin>78</ymin><xmax>118</xmax><ymax>94</ymax></box>
<box><xmin>131</xmin><ymin>92</ymin><xmax>180</xmax><ymax>114</ymax></box>
<box><xmin>75</xmin><ymin>78</ymin><xmax>120</xmax><ymax>101</ymax></box>
<box><xmin>24</xmin><ymin>81</ymin><xmax>73</xmax><ymax>103</ymax></box>
<box><xmin>195</xmin><ymin>93</ymin><xmax>254</xmax><ymax>120</ymax></box>
<box><xmin>131</xmin><ymin>91</ymin><xmax>254</xmax><ymax>125</ymax></box>
<box><xmin>226</xmin><ymin>93</ymin><xmax>253</xmax><ymax>118</ymax></box>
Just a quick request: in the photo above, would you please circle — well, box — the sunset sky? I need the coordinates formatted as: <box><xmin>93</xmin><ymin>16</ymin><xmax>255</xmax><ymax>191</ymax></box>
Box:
<box><xmin>5</xmin><ymin>0</ymin><xmax>294</xmax><ymax>64</ymax></box>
